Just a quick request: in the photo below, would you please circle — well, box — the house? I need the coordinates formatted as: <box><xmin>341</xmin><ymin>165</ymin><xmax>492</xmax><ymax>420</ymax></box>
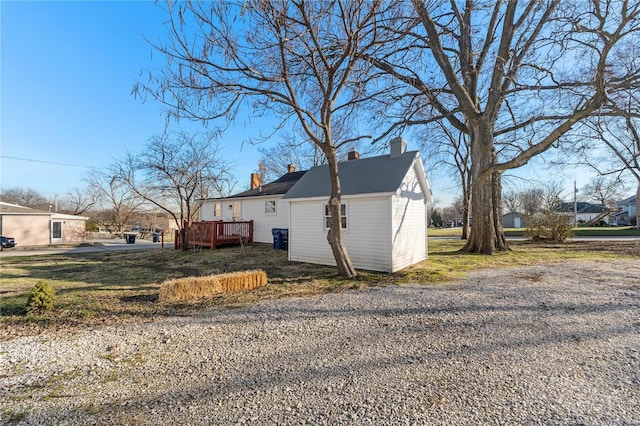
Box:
<box><xmin>502</xmin><ymin>212</ymin><xmax>526</xmax><ymax>228</ymax></box>
<box><xmin>0</xmin><ymin>201</ymin><xmax>89</xmax><ymax>246</ymax></box>
<box><xmin>199</xmin><ymin>165</ymin><xmax>307</xmax><ymax>243</ymax></box>
<box><xmin>282</xmin><ymin>137</ymin><xmax>433</xmax><ymax>273</ymax></box>
<box><xmin>557</xmin><ymin>202</ymin><xmax>609</xmax><ymax>225</ymax></box>
<box><xmin>613</xmin><ymin>194</ymin><xmax>637</xmax><ymax>226</ymax></box>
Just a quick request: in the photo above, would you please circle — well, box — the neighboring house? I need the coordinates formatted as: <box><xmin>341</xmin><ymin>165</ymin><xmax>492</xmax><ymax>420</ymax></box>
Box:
<box><xmin>613</xmin><ymin>195</ymin><xmax>637</xmax><ymax>226</ymax></box>
<box><xmin>199</xmin><ymin>165</ymin><xmax>307</xmax><ymax>243</ymax></box>
<box><xmin>0</xmin><ymin>202</ymin><xmax>88</xmax><ymax>246</ymax></box>
<box><xmin>282</xmin><ymin>137</ymin><xmax>433</xmax><ymax>273</ymax></box>
<box><xmin>557</xmin><ymin>202</ymin><xmax>609</xmax><ymax>225</ymax></box>
<box><xmin>503</xmin><ymin>212</ymin><xmax>526</xmax><ymax>228</ymax></box>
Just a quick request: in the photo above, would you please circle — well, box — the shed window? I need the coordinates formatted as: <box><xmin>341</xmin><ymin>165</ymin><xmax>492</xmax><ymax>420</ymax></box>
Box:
<box><xmin>265</xmin><ymin>200</ymin><xmax>276</xmax><ymax>215</ymax></box>
<box><xmin>324</xmin><ymin>203</ymin><xmax>347</xmax><ymax>229</ymax></box>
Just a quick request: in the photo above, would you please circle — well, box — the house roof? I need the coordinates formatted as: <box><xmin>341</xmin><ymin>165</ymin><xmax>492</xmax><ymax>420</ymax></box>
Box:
<box><xmin>0</xmin><ymin>202</ymin><xmax>44</xmax><ymax>214</ymax></box>
<box><xmin>558</xmin><ymin>202</ymin><xmax>606</xmax><ymax>214</ymax></box>
<box><xmin>617</xmin><ymin>195</ymin><xmax>637</xmax><ymax>205</ymax></box>
<box><xmin>0</xmin><ymin>201</ymin><xmax>88</xmax><ymax>220</ymax></box>
<box><xmin>216</xmin><ymin>170</ymin><xmax>308</xmax><ymax>199</ymax></box>
<box><xmin>282</xmin><ymin>151</ymin><xmax>430</xmax><ymax>200</ymax></box>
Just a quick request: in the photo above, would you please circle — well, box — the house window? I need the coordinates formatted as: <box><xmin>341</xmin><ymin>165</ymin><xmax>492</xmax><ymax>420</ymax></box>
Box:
<box><xmin>232</xmin><ymin>202</ymin><xmax>241</xmax><ymax>220</ymax></box>
<box><xmin>52</xmin><ymin>221</ymin><xmax>62</xmax><ymax>240</ymax></box>
<box><xmin>265</xmin><ymin>200</ymin><xmax>276</xmax><ymax>215</ymax></box>
<box><xmin>324</xmin><ymin>203</ymin><xmax>347</xmax><ymax>229</ymax></box>
<box><xmin>213</xmin><ymin>202</ymin><xmax>222</xmax><ymax>217</ymax></box>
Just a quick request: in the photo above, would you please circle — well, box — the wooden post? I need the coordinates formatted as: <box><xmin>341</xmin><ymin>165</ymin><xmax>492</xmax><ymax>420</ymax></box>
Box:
<box><xmin>249</xmin><ymin>220</ymin><xmax>254</xmax><ymax>243</ymax></box>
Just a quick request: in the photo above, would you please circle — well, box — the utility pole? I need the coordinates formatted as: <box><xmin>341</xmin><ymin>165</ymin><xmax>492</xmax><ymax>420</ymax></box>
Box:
<box><xmin>574</xmin><ymin>181</ymin><xmax>578</xmax><ymax>227</ymax></box>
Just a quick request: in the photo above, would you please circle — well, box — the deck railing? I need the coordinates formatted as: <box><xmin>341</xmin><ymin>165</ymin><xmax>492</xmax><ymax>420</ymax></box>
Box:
<box><xmin>175</xmin><ymin>220</ymin><xmax>253</xmax><ymax>250</ymax></box>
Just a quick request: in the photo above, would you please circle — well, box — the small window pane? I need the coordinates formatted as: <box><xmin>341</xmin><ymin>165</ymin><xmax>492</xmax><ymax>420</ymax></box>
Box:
<box><xmin>265</xmin><ymin>200</ymin><xmax>276</xmax><ymax>214</ymax></box>
<box><xmin>324</xmin><ymin>203</ymin><xmax>347</xmax><ymax>229</ymax></box>
<box><xmin>52</xmin><ymin>221</ymin><xmax>62</xmax><ymax>239</ymax></box>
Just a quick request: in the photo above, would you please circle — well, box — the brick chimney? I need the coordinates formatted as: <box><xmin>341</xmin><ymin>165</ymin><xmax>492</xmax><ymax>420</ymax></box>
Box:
<box><xmin>390</xmin><ymin>137</ymin><xmax>407</xmax><ymax>157</ymax></box>
<box><xmin>287</xmin><ymin>164</ymin><xmax>296</xmax><ymax>173</ymax></box>
<box><xmin>347</xmin><ymin>150</ymin><xmax>360</xmax><ymax>161</ymax></box>
<box><xmin>250</xmin><ymin>173</ymin><xmax>260</xmax><ymax>190</ymax></box>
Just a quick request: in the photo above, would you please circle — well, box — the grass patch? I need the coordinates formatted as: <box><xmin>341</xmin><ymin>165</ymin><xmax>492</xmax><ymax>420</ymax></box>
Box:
<box><xmin>1</xmin><ymin>240</ymin><xmax>638</xmax><ymax>340</ymax></box>
<box><xmin>428</xmin><ymin>226</ymin><xmax>640</xmax><ymax>238</ymax></box>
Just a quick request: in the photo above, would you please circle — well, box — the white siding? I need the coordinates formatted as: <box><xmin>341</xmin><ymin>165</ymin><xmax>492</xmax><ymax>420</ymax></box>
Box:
<box><xmin>391</xmin><ymin>164</ymin><xmax>427</xmax><ymax>271</ymax></box>
<box><xmin>239</xmin><ymin>198</ymin><xmax>289</xmax><ymax>244</ymax></box>
<box><xmin>289</xmin><ymin>197</ymin><xmax>392</xmax><ymax>272</ymax></box>
<box><xmin>199</xmin><ymin>197</ymin><xmax>289</xmax><ymax>244</ymax></box>
<box><xmin>199</xmin><ymin>202</ymin><xmax>220</xmax><ymax>221</ymax></box>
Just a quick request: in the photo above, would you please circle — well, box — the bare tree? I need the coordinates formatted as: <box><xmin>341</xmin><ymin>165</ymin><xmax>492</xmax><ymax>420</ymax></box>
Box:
<box><xmin>257</xmin><ymin>132</ymin><xmax>326</xmax><ymax>183</ymax></box>
<box><xmin>115</xmin><ymin>131</ymin><xmax>234</xmax><ymax>250</ymax></box>
<box><xmin>582</xmin><ymin>176</ymin><xmax>626</xmax><ymax>209</ymax></box>
<box><xmin>86</xmin><ymin>170</ymin><xmax>146</xmax><ymax>233</ymax></box>
<box><xmin>58</xmin><ymin>187</ymin><xmax>98</xmax><ymax>216</ymax></box>
<box><xmin>502</xmin><ymin>190</ymin><xmax>521</xmax><ymax>214</ymax></box>
<box><xmin>0</xmin><ymin>187</ymin><xmax>50</xmax><ymax>210</ymax></box>
<box><xmin>420</xmin><ymin>121</ymin><xmax>472</xmax><ymax>238</ymax></box>
<box><xmin>365</xmin><ymin>0</ymin><xmax>640</xmax><ymax>253</ymax></box>
<box><xmin>578</xmin><ymin>113</ymin><xmax>640</xmax><ymax>229</ymax></box>
<box><xmin>137</xmin><ymin>1</ymin><xmax>390</xmax><ymax>278</ymax></box>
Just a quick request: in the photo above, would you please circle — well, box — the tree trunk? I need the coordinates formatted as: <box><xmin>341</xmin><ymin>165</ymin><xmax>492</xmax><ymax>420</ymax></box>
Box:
<box><xmin>463</xmin><ymin>122</ymin><xmax>507</xmax><ymax>253</ymax></box>
<box><xmin>492</xmin><ymin>162</ymin><xmax>509</xmax><ymax>250</ymax></box>
<box><xmin>325</xmin><ymin>151</ymin><xmax>357</xmax><ymax>279</ymax></box>
<box><xmin>461</xmin><ymin>174</ymin><xmax>471</xmax><ymax>240</ymax></box>
<box><xmin>636</xmin><ymin>183</ymin><xmax>640</xmax><ymax>230</ymax></box>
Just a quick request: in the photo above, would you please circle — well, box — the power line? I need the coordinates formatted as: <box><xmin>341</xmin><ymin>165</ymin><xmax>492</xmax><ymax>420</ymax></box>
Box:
<box><xmin>0</xmin><ymin>155</ymin><xmax>95</xmax><ymax>169</ymax></box>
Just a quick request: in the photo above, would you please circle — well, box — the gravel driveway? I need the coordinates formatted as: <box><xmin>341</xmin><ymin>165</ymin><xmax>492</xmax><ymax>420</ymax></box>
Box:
<box><xmin>1</xmin><ymin>259</ymin><xmax>639</xmax><ymax>425</ymax></box>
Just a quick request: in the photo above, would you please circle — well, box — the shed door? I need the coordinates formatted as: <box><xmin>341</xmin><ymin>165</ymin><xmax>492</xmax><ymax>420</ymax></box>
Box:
<box><xmin>52</xmin><ymin>221</ymin><xmax>63</xmax><ymax>241</ymax></box>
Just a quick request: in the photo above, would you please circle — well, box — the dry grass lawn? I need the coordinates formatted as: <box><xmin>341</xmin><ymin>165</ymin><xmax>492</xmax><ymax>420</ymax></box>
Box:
<box><xmin>1</xmin><ymin>239</ymin><xmax>639</xmax><ymax>340</ymax></box>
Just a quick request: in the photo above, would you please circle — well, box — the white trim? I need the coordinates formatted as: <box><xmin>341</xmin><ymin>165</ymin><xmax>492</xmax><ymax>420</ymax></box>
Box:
<box><xmin>323</xmin><ymin>202</ymin><xmax>348</xmax><ymax>231</ymax></box>
<box><xmin>284</xmin><ymin>191</ymin><xmax>395</xmax><ymax>203</ymax></box>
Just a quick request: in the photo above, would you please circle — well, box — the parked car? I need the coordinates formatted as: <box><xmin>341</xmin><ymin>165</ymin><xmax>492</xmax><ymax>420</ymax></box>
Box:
<box><xmin>0</xmin><ymin>235</ymin><xmax>16</xmax><ymax>250</ymax></box>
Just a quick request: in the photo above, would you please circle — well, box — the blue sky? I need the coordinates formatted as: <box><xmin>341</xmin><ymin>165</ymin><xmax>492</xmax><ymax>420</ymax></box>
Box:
<box><xmin>1</xmin><ymin>1</ymin><xmax>621</xmax><ymax>208</ymax></box>
<box><xmin>1</xmin><ymin>0</ymin><xmax>270</xmax><ymax>199</ymax></box>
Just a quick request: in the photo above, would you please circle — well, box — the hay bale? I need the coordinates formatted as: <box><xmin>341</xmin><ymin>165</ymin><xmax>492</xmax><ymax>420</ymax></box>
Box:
<box><xmin>159</xmin><ymin>269</ymin><xmax>268</xmax><ymax>303</ymax></box>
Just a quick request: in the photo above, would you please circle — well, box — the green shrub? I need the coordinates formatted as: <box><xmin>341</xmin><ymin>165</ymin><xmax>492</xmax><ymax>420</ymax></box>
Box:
<box><xmin>25</xmin><ymin>281</ymin><xmax>56</xmax><ymax>315</ymax></box>
<box><xmin>524</xmin><ymin>210</ymin><xmax>573</xmax><ymax>242</ymax></box>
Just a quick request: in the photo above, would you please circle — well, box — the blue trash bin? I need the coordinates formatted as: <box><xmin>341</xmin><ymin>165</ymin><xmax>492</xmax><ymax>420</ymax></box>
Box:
<box><xmin>124</xmin><ymin>233</ymin><xmax>136</xmax><ymax>244</ymax></box>
<box><xmin>152</xmin><ymin>233</ymin><xmax>160</xmax><ymax>243</ymax></box>
<box><xmin>271</xmin><ymin>228</ymin><xmax>282</xmax><ymax>250</ymax></box>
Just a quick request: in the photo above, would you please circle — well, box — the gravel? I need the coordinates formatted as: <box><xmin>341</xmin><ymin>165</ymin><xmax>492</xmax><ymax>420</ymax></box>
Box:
<box><xmin>1</xmin><ymin>259</ymin><xmax>639</xmax><ymax>425</ymax></box>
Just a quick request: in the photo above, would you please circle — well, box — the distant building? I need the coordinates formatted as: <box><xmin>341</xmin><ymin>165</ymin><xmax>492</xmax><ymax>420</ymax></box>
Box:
<box><xmin>612</xmin><ymin>195</ymin><xmax>637</xmax><ymax>226</ymax></box>
<box><xmin>557</xmin><ymin>202</ymin><xmax>608</xmax><ymax>225</ymax></box>
<box><xmin>0</xmin><ymin>201</ymin><xmax>88</xmax><ymax>246</ymax></box>
<box><xmin>502</xmin><ymin>212</ymin><xmax>526</xmax><ymax>228</ymax></box>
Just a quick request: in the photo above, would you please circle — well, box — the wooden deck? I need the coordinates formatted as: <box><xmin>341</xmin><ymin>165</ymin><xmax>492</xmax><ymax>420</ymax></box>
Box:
<box><xmin>175</xmin><ymin>220</ymin><xmax>253</xmax><ymax>250</ymax></box>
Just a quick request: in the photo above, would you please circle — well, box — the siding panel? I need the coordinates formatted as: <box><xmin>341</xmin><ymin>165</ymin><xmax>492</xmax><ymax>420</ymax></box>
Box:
<box><xmin>289</xmin><ymin>198</ymin><xmax>391</xmax><ymax>272</ymax></box>
<box><xmin>391</xmin><ymin>165</ymin><xmax>427</xmax><ymax>271</ymax></box>
<box><xmin>200</xmin><ymin>197</ymin><xmax>289</xmax><ymax>244</ymax></box>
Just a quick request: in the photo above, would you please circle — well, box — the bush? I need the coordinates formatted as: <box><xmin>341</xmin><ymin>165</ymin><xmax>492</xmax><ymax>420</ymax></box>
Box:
<box><xmin>524</xmin><ymin>210</ymin><xmax>573</xmax><ymax>242</ymax></box>
<box><xmin>159</xmin><ymin>270</ymin><xmax>268</xmax><ymax>303</ymax></box>
<box><xmin>25</xmin><ymin>281</ymin><xmax>56</xmax><ymax>314</ymax></box>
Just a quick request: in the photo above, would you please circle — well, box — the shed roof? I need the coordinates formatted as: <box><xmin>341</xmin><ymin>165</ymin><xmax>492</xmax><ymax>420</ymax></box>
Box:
<box><xmin>283</xmin><ymin>151</ymin><xmax>426</xmax><ymax>199</ymax></box>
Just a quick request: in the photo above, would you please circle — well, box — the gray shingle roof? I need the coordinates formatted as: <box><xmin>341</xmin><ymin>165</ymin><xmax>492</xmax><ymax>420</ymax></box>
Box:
<box><xmin>223</xmin><ymin>170</ymin><xmax>307</xmax><ymax>199</ymax></box>
<box><xmin>283</xmin><ymin>151</ymin><xmax>420</xmax><ymax>199</ymax></box>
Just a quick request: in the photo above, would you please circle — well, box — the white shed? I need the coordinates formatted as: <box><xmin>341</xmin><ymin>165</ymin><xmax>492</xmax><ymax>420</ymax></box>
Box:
<box><xmin>282</xmin><ymin>138</ymin><xmax>433</xmax><ymax>272</ymax></box>
<box><xmin>199</xmin><ymin>167</ymin><xmax>306</xmax><ymax>244</ymax></box>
